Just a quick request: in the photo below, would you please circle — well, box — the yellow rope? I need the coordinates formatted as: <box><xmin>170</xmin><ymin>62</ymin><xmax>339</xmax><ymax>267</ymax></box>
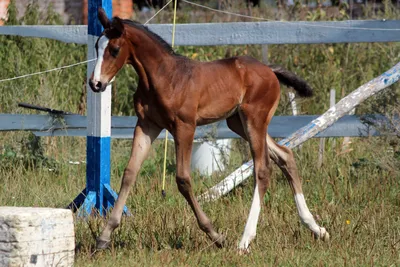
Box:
<box><xmin>171</xmin><ymin>0</ymin><xmax>178</xmax><ymax>47</ymax></box>
<box><xmin>162</xmin><ymin>0</ymin><xmax>178</xmax><ymax>197</ymax></box>
<box><xmin>161</xmin><ymin>131</ymin><xmax>168</xmax><ymax>197</ymax></box>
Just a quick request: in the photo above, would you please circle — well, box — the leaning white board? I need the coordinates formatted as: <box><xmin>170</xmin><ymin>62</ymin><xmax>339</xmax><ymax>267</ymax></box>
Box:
<box><xmin>0</xmin><ymin>207</ymin><xmax>75</xmax><ymax>267</ymax></box>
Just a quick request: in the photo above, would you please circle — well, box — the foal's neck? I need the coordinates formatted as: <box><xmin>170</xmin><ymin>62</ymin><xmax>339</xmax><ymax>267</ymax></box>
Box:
<box><xmin>126</xmin><ymin>28</ymin><xmax>178</xmax><ymax>91</ymax></box>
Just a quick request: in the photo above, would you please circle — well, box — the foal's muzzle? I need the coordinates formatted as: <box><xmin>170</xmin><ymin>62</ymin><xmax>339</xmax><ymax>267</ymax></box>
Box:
<box><xmin>89</xmin><ymin>78</ymin><xmax>108</xmax><ymax>93</ymax></box>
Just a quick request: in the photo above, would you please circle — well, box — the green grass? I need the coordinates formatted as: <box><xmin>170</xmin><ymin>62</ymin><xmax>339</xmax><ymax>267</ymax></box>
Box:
<box><xmin>1</xmin><ymin>1</ymin><xmax>400</xmax><ymax>266</ymax></box>
<box><xmin>1</xmin><ymin>137</ymin><xmax>400</xmax><ymax>266</ymax></box>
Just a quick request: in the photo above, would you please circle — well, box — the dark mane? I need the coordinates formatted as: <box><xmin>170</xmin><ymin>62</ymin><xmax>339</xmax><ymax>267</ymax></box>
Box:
<box><xmin>119</xmin><ymin>19</ymin><xmax>180</xmax><ymax>56</ymax></box>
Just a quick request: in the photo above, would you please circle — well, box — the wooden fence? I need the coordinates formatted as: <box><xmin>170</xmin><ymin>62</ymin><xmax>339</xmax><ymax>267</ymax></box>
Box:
<box><xmin>1</xmin><ymin>20</ymin><xmax>399</xmax><ymax>140</ymax></box>
<box><xmin>0</xmin><ymin>114</ymin><xmax>388</xmax><ymax>139</ymax></box>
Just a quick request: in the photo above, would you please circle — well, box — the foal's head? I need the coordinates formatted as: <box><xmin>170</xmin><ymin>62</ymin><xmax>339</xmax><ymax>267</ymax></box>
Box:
<box><xmin>89</xmin><ymin>8</ymin><xmax>130</xmax><ymax>92</ymax></box>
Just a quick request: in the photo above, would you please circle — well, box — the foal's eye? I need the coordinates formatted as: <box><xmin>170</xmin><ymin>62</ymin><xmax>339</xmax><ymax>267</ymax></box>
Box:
<box><xmin>110</xmin><ymin>46</ymin><xmax>120</xmax><ymax>57</ymax></box>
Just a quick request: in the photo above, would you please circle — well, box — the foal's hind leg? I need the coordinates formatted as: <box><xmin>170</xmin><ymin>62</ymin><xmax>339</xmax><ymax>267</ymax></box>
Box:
<box><xmin>97</xmin><ymin>120</ymin><xmax>161</xmax><ymax>249</ymax></box>
<box><xmin>173</xmin><ymin>122</ymin><xmax>224</xmax><ymax>247</ymax></box>
<box><xmin>266</xmin><ymin>135</ymin><xmax>329</xmax><ymax>240</ymax></box>
<box><xmin>233</xmin><ymin>107</ymin><xmax>273</xmax><ymax>251</ymax></box>
<box><xmin>227</xmin><ymin>114</ymin><xmax>329</xmax><ymax>242</ymax></box>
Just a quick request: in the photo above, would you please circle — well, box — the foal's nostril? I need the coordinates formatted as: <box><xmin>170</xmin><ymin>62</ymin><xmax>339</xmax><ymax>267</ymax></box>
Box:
<box><xmin>96</xmin><ymin>81</ymin><xmax>102</xmax><ymax>89</ymax></box>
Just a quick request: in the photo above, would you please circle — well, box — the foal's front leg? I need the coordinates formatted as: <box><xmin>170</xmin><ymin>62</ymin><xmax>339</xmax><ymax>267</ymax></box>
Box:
<box><xmin>174</xmin><ymin>123</ymin><xmax>225</xmax><ymax>247</ymax></box>
<box><xmin>97</xmin><ymin>120</ymin><xmax>161</xmax><ymax>249</ymax></box>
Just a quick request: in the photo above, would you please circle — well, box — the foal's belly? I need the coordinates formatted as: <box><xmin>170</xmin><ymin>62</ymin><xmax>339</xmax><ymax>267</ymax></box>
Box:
<box><xmin>195</xmin><ymin>85</ymin><xmax>244</xmax><ymax>126</ymax></box>
<box><xmin>196</xmin><ymin>102</ymin><xmax>239</xmax><ymax>126</ymax></box>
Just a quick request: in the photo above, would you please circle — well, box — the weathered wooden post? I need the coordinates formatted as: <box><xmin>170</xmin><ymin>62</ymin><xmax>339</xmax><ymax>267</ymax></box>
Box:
<box><xmin>261</xmin><ymin>45</ymin><xmax>268</xmax><ymax>64</ymax></box>
<box><xmin>341</xmin><ymin>108</ymin><xmax>355</xmax><ymax>153</ymax></box>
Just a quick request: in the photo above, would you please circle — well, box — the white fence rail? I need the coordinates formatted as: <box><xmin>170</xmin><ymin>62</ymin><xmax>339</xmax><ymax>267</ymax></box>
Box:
<box><xmin>1</xmin><ymin>20</ymin><xmax>399</xmax><ymax>46</ymax></box>
<box><xmin>0</xmin><ymin>114</ymin><xmax>388</xmax><ymax>139</ymax></box>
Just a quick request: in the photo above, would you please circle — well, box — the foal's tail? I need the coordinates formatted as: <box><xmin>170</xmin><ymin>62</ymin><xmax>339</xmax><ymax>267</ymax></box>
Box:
<box><xmin>268</xmin><ymin>64</ymin><xmax>313</xmax><ymax>97</ymax></box>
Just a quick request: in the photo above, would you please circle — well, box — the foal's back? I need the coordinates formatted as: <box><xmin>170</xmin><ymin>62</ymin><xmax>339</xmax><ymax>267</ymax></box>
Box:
<box><xmin>191</xmin><ymin>56</ymin><xmax>280</xmax><ymax>126</ymax></box>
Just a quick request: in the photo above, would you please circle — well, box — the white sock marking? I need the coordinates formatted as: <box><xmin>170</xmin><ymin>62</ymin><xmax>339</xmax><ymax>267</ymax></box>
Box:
<box><xmin>93</xmin><ymin>35</ymin><xmax>109</xmax><ymax>83</ymax></box>
<box><xmin>294</xmin><ymin>193</ymin><xmax>326</xmax><ymax>237</ymax></box>
<box><xmin>239</xmin><ymin>184</ymin><xmax>261</xmax><ymax>250</ymax></box>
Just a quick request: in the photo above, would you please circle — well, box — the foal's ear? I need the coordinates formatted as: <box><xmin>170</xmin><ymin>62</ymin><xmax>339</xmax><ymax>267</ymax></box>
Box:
<box><xmin>98</xmin><ymin>7</ymin><xmax>110</xmax><ymax>29</ymax></box>
<box><xmin>111</xmin><ymin>17</ymin><xmax>125</xmax><ymax>36</ymax></box>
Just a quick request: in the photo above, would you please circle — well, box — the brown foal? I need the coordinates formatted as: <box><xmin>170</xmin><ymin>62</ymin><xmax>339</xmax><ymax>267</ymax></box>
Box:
<box><xmin>89</xmin><ymin>8</ymin><xmax>329</xmax><ymax>252</ymax></box>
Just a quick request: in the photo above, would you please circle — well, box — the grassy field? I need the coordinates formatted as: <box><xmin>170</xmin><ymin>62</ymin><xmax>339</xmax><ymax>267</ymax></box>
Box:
<box><xmin>1</xmin><ymin>136</ymin><xmax>400</xmax><ymax>266</ymax></box>
<box><xmin>1</xmin><ymin>1</ymin><xmax>400</xmax><ymax>266</ymax></box>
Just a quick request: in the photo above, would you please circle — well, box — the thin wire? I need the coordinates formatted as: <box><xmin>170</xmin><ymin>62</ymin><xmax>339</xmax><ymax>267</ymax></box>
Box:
<box><xmin>0</xmin><ymin>1</ymin><xmax>172</xmax><ymax>84</ymax></box>
<box><xmin>144</xmin><ymin>0</ymin><xmax>173</xmax><ymax>25</ymax></box>
<box><xmin>0</xmin><ymin>59</ymin><xmax>96</xmax><ymax>83</ymax></box>
<box><xmin>182</xmin><ymin>0</ymin><xmax>400</xmax><ymax>31</ymax></box>
<box><xmin>182</xmin><ymin>0</ymin><xmax>268</xmax><ymax>21</ymax></box>
<box><xmin>162</xmin><ymin>0</ymin><xmax>177</xmax><ymax>197</ymax></box>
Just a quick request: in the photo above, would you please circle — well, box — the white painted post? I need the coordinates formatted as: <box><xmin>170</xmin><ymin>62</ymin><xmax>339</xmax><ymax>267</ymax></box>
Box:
<box><xmin>199</xmin><ymin>62</ymin><xmax>400</xmax><ymax>201</ymax></box>
<box><xmin>83</xmin><ymin>0</ymin><xmax>113</xmax><ymax>216</ymax></box>
<box><xmin>288</xmin><ymin>92</ymin><xmax>298</xmax><ymax>116</ymax></box>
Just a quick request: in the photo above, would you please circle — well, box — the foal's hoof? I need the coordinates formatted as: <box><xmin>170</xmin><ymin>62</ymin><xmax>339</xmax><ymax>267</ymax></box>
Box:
<box><xmin>237</xmin><ymin>239</ymin><xmax>251</xmax><ymax>255</ymax></box>
<box><xmin>314</xmin><ymin>227</ymin><xmax>330</xmax><ymax>242</ymax></box>
<box><xmin>212</xmin><ymin>234</ymin><xmax>226</xmax><ymax>248</ymax></box>
<box><xmin>238</xmin><ymin>246</ymin><xmax>251</xmax><ymax>255</ymax></box>
<box><xmin>96</xmin><ymin>237</ymin><xmax>111</xmax><ymax>250</ymax></box>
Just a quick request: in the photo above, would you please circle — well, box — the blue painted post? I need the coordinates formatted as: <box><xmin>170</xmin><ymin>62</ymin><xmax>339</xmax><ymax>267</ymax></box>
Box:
<box><xmin>69</xmin><ymin>0</ymin><xmax>126</xmax><ymax>216</ymax></box>
<box><xmin>84</xmin><ymin>0</ymin><xmax>113</xmax><ymax>216</ymax></box>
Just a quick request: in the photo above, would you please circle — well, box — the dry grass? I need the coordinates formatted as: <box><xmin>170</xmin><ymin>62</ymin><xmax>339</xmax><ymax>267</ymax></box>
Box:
<box><xmin>1</xmin><ymin>136</ymin><xmax>400</xmax><ymax>266</ymax></box>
